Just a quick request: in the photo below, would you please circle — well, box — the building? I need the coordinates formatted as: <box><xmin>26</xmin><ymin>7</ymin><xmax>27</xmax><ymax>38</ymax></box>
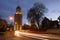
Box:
<box><xmin>58</xmin><ymin>16</ymin><xmax>60</xmax><ymax>25</ymax></box>
<box><xmin>42</xmin><ymin>17</ymin><xmax>59</xmax><ymax>30</ymax></box>
<box><xmin>14</xmin><ymin>6</ymin><xmax>22</xmax><ymax>31</ymax></box>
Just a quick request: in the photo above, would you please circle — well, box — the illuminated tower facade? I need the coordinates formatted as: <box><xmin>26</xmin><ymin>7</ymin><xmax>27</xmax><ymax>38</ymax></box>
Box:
<box><xmin>14</xmin><ymin>6</ymin><xmax>22</xmax><ymax>31</ymax></box>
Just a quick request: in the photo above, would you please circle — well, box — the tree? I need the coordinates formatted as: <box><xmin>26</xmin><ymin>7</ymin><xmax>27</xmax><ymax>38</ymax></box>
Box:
<box><xmin>27</xmin><ymin>2</ymin><xmax>47</xmax><ymax>29</ymax></box>
<box><xmin>0</xmin><ymin>18</ymin><xmax>7</xmax><ymax>32</ymax></box>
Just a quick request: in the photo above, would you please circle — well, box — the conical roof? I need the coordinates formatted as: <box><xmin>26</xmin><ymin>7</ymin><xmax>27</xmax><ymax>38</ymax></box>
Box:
<box><xmin>16</xmin><ymin>6</ymin><xmax>21</xmax><ymax>11</ymax></box>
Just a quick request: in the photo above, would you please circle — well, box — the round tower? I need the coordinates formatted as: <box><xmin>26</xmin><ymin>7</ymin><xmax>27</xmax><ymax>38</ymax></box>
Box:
<box><xmin>14</xmin><ymin>6</ymin><xmax>22</xmax><ymax>31</ymax></box>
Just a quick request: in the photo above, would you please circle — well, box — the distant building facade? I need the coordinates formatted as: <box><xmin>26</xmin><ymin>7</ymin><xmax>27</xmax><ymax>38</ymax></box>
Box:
<box><xmin>42</xmin><ymin>17</ymin><xmax>59</xmax><ymax>29</ymax></box>
<box><xmin>14</xmin><ymin>6</ymin><xmax>22</xmax><ymax>31</ymax></box>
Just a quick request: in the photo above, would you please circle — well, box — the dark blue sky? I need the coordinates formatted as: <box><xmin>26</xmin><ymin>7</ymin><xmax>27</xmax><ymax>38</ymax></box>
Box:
<box><xmin>0</xmin><ymin>0</ymin><xmax>60</xmax><ymax>24</ymax></box>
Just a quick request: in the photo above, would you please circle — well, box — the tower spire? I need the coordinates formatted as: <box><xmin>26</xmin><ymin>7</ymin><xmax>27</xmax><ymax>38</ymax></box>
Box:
<box><xmin>16</xmin><ymin>6</ymin><xmax>21</xmax><ymax>14</ymax></box>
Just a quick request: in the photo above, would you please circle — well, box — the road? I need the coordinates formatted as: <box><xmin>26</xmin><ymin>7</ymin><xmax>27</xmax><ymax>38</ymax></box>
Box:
<box><xmin>0</xmin><ymin>31</ymin><xmax>60</xmax><ymax>40</ymax></box>
<box><xmin>0</xmin><ymin>32</ymin><xmax>40</xmax><ymax>40</ymax></box>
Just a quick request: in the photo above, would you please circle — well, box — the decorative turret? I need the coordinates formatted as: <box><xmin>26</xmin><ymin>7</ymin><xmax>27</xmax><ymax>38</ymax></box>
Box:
<box><xmin>16</xmin><ymin>6</ymin><xmax>21</xmax><ymax>14</ymax></box>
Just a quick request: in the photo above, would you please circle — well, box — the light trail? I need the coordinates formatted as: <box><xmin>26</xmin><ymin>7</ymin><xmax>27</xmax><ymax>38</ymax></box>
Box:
<box><xmin>15</xmin><ymin>31</ymin><xmax>20</xmax><ymax>37</ymax></box>
<box><xmin>15</xmin><ymin>31</ymin><xmax>60</xmax><ymax>40</ymax></box>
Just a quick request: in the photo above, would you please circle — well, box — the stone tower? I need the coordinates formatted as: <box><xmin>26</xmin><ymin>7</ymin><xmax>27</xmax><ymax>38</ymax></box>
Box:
<box><xmin>14</xmin><ymin>6</ymin><xmax>22</xmax><ymax>31</ymax></box>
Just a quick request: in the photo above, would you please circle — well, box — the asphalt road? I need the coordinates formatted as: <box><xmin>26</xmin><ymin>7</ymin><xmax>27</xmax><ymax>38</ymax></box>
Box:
<box><xmin>0</xmin><ymin>31</ymin><xmax>60</xmax><ymax>40</ymax></box>
<box><xmin>0</xmin><ymin>32</ymin><xmax>42</xmax><ymax>40</ymax></box>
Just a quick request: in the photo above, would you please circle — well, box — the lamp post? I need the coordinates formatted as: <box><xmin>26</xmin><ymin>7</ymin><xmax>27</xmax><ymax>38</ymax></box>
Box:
<box><xmin>9</xmin><ymin>16</ymin><xmax>14</xmax><ymax>31</ymax></box>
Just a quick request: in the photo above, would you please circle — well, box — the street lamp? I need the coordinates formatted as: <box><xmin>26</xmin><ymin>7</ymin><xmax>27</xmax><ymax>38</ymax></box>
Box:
<box><xmin>9</xmin><ymin>16</ymin><xmax>13</xmax><ymax>21</ymax></box>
